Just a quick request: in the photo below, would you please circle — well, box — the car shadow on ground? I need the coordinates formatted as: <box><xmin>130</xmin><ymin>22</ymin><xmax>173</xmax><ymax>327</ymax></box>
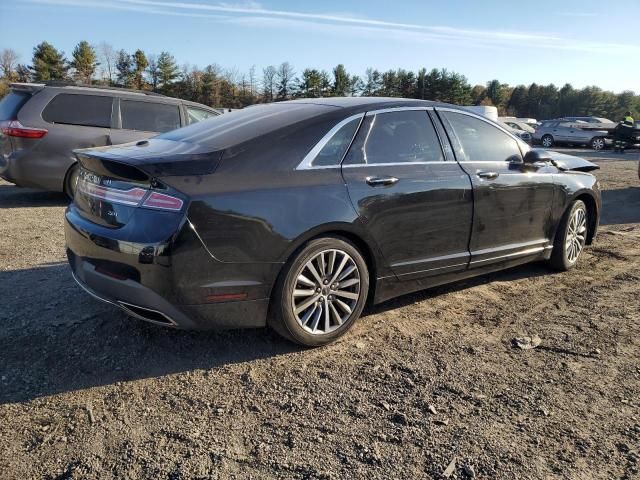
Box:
<box><xmin>0</xmin><ymin>263</ymin><xmax>300</xmax><ymax>404</ymax></box>
<box><xmin>601</xmin><ymin>187</ymin><xmax>640</xmax><ymax>226</ymax></box>
<box><xmin>0</xmin><ymin>183</ymin><xmax>68</xmax><ymax>209</ymax></box>
<box><xmin>1</xmin><ymin>260</ymin><xmax>558</xmax><ymax>404</ymax></box>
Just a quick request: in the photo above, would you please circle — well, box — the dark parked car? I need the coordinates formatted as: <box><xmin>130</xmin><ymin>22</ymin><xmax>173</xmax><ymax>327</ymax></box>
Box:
<box><xmin>0</xmin><ymin>82</ymin><xmax>219</xmax><ymax>197</ymax></box>
<box><xmin>65</xmin><ymin>97</ymin><xmax>601</xmax><ymax>347</ymax></box>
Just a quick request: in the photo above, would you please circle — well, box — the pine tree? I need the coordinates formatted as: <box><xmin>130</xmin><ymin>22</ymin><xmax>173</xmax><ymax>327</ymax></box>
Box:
<box><xmin>133</xmin><ymin>49</ymin><xmax>148</xmax><ymax>90</ymax></box>
<box><xmin>70</xmin><ymin>41</ymin><xmax>98</xmax><ymax>84</ymax></box>
<box><xmin>275</xmin><ymin>62</ymin><xmax>295</xmax><ymax>100</ymax></box>
<box><xmin>116</xmin><ymin>50</ymin><xmax>133</xmax><ymax>88</ymax></box>
<box><xmin>157</xmin><ymin>51</ymin><xmax>180</xmax><ymax>93</ymax></box>
<box><xmin>31</xmin><ymin>41</ymin><xmax>68</xmax><ymax>81</ymax></box>
<box><xmin>333</xmin><ymin>64</ymin><xmax>350</xmax><ymax>97</ymax></box>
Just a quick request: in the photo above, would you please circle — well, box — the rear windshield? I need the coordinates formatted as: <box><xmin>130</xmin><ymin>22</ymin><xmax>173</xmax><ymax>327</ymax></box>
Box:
<box><xmin>43</xmin><ymin>93</ymin><xmax>112</xmax><ymax>128</ymax></box>
<box><xmin>158</xmin><ymin>103</ymin><xmax>338</xmax><ymax>149</ymax></box>
<box><xmin>0</xmin><ymin>91</ymin><xmax>30</xmax><ymax>121</ymax></box>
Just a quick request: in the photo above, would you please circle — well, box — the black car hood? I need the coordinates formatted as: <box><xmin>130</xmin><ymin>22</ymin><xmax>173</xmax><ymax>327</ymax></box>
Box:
<box><xmin>546</xmin><ymin>151</ymin><xmax>600</xmax><ymax>172</ymax></box>
<box><xmin>75</xmin><ymin>139</ymin><xmax>222</xmax><ymax>177</ymax></box>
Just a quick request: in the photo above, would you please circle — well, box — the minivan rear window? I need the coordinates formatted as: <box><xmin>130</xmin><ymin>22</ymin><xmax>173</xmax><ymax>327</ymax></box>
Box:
<box><xmin>43</xmin><ymin>94</ymin><xmax>112</xmax><ymax>128</ymax></box>
<box><xmin>121</xmin><ymin>100</ymin><xmax>180</xmax><ymax>133</ymax></box>
<box><xmin>0</xmin><ymin>91</ymin><xmax>30</xmax><ymax>121</ymax></box>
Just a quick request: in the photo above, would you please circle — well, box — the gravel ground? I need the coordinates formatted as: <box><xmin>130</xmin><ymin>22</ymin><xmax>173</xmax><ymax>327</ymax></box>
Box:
<box><xmin>1</xmin><ymin>149</ymin><xmax>639</xmax><ymax>480</ymax></box>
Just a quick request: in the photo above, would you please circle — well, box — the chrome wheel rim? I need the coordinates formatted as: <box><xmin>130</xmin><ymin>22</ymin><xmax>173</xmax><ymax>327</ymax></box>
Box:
<box><xmin>592</xmin><ymin>138</ymin><xmax>604</xmax><ymax>150</ymax></box>
<box><xmin>542</xmin><ymin>137</ymin><xmax>553</xmax><ymax>147</ymax></box>
<box><xmin>292</xmin><ymin>249</ymin><xmax>361</xmax><ymax>335</ymax></box>
<box><xmin>566</xmin><ymin>207</ymin><xmax>587</xmax><ymax>264</ymax></box>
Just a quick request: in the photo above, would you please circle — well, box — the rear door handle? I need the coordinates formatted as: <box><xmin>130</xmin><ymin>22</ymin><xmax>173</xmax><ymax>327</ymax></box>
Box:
<box><xmin>366</xmin><ymin>176</ymin><xmax>399</xmax><ymax>187</ymax></box>
<box><xmin>477</xmin><ymin>171</ymin><xmax>499</xmax><ymax>180</ymax></box>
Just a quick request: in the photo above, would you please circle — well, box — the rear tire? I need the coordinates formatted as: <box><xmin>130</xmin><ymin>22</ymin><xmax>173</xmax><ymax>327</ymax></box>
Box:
<box><xmin>269</xmin><ymin>236</ymin><xmax>369</xmax><ymax>347</ymax></box>
<box><xmin>549</xmin><ymin>200</ymin><xmax>588</xmax><ymax>271</ymax></box>
<box><xmin>590</xmin><ymin>137</ymin><xmax>605</xmax><ymax>151</ymax></box>
<box><xmin>541</xmin><ymin>135</ymin><xmax>554</xmax><ymax>148</ymax></box>
<box><xmin>64</xmin><ymin>163</ymin><xmax>80</xmax><ymax>200</ymax></box>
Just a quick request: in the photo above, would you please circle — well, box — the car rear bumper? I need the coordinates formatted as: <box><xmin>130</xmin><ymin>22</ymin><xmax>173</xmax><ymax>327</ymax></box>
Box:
<box><xmin>65</xmin><ymin>205</ymin><xmax>272</xmax><ymax>330</ymax></box>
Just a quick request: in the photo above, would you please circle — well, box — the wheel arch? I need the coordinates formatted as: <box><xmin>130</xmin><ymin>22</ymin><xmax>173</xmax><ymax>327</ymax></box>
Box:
<box><xmin>272</xmin><ymin>223</ymin><xmax>386</xmax><ymax>306</ymax></box>
<box><xmin>574</xmin><ymin>192</ymin><xmax>598</xmax><ymax>245</ymax></box>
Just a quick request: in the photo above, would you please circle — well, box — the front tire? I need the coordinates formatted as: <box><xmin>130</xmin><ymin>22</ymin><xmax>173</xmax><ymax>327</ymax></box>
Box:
<box><xmin>269</xmin><ymin>236</ymin><xmax>369</xmax><ymax>347</ymax></box>
<box><xmin>541</xmin><ymin>135</ymin><xmax>554</xmax><ymax>148</ymax></box>
<box><xmin>549</xmin><ymin>200</ymin><xmax>588</xmax><ymax>271</ymax></box>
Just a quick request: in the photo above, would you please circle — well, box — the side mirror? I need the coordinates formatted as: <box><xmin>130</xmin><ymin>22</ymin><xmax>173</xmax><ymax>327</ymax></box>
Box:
<box><xmin>523</xmin><ymin>149</ymin><xmax>553</xmax><ymax>165</ymax></box>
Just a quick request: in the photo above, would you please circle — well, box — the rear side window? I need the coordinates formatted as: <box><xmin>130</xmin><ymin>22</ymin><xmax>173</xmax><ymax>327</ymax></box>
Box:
<box><xmin>0</xmin><ymin>91</ymin><xmax>30</xmax><ymax>121</ymax></box>
<box><xmin>186</xmin><ymin>106</ymin><xmax>217</xmax><ymax>125</ymax></box>
<box><xmin>43</xmin><ymin>94</ymin><xmax>112</xmax><ymax>128</ymax></box>
<box><xmin>441</xmin><ymin>111</ymin><xmax>522</xmax><ymax>163</ymax></box>
<box><xmin>344</xmin><ymin>110</ymin><xmax>444</xmax><ymax>165</ymax></box>
<box><xmin>309</xmin><ymin>117</ymin><xmax>361</xmax><ymax>167</ymax></box>
<box><xmin>121</xmin><ymin>100</ymin><xmax>181</xmax><ymax>133</ymax></box>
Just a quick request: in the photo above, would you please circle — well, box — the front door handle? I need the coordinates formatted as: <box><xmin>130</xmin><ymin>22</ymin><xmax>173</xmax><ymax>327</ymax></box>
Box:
<box><xmin>366</xmin><ymin>176</ymin><xmax>399</xmax><ymax>187</ymax></box>
<box><xmin>477</xmin><ymin>171</ymin><xmax>499</xmax><ymax>180</ymax></box>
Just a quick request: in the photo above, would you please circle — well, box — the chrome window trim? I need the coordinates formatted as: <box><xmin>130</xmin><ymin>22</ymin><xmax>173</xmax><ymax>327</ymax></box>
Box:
<box><xmin>365</xmin><ymin>106</ymin><xmax>435</xmax><ymax>116</ymax></box>
<box><xmin>342</xmin><ymin>161</ymin><xmax>446</xmax><ymax>168</ymax></box>
<box><xmin>296</xmin><ymin>113</ymin><xmax>365</xmax><ymax>170</ymax></box>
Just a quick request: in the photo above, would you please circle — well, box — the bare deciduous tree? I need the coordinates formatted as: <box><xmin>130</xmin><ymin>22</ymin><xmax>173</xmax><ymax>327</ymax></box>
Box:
<box><xmin>1</xmin><ymin>48</ymin><xmax>20</xmax><ymax>80</ymax></box>
<box><xmin>261</xmin><ymin>65</ymin><xmax>276</xmax><ymax>102</ymax></box>
<box><xmin>97</xmin><ymin>42</ymin><xmax>117</xmax><ymax>85</ymax></box>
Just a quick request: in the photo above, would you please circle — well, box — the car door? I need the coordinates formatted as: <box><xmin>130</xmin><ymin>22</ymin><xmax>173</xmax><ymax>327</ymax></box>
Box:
<box><xmin>109</xmin><ymin>98</ymin><xmax>182</xmax><ymax>145</ymax></box>
<box><xmin>341</xmin><ymin>108</ymin><xmax>473</xmax><ymax>279</ymax></box>
<box><xmin>436</xmin><ymin>109</ymin><xmax>556</xmax><ymax>267</ymax></box>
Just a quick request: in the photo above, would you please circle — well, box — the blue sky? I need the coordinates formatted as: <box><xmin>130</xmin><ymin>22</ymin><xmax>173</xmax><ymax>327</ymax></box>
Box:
<box><xmin>1</xmin><ymin>0</ymin><xmax>638</xmax><ymax>92</ymax></box>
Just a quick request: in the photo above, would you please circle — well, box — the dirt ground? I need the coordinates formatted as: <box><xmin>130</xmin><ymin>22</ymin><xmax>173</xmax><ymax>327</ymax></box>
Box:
<box><xmin>1</xmin><ymin>149</ymin><xmax>639</xmax><ymax>480</ymax></box>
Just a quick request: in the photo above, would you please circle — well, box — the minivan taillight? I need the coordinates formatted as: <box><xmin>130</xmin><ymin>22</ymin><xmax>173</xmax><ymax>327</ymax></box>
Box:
<box><xmin>0</xmin><ymin>120</ymin><xmax>48</xmax><ymax>139</ymax></box>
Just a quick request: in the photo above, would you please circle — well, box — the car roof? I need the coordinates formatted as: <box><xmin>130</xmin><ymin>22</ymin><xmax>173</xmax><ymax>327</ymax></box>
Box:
<box><xmin>281</xmin><ymin>96</ymin><xmax>441</xmax><ymax>110</ymax></box>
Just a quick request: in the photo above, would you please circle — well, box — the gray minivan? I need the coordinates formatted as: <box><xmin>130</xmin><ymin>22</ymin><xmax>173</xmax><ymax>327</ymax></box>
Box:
<box><xmin>0</xmin><ymin>83</ymin><xmax>219</xmax><ymax>197</ymax></box>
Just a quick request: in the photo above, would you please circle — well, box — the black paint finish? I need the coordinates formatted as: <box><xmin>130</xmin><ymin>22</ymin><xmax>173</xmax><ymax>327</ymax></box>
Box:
<box><xmin>64</xmin><ymin>97</ymin><xmax>601</xmax><ymax>330</ymax></box>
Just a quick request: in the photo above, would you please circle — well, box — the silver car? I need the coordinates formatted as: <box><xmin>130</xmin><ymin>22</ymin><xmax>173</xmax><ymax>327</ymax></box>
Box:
<box><xmin>533</xmin><ymin>120</ymin><xmax>609</xmax><ymax>150</ymax></box>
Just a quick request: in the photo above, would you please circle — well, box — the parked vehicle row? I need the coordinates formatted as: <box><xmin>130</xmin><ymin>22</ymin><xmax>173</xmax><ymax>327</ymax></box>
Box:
<box><xmin>0</xmin><ymin>83</ymin><xmax>219</xmax><ymax>197</ymax></box>
<box><xmin>63</xmin><ymin>97</ymin><xmax>602</xmax><ymax>346</ymax></box>
<box><xmin>532</xmin><ymin>120</ymin><xmax>610</xmax><ymax>150</ymax></box>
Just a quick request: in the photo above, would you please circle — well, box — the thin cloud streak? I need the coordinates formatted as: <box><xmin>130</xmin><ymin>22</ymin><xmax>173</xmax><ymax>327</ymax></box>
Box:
<box><xmin>24</xmin><ymin>0</ymin><xmax>640</xmax><ymax>54</ymax></box>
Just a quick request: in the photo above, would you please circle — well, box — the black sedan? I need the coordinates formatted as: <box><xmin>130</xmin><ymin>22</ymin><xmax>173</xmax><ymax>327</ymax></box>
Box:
<box><xmin>65</xmin><ymin>97</ymin><xmax>601</xmax><ymax>346</ymax></box>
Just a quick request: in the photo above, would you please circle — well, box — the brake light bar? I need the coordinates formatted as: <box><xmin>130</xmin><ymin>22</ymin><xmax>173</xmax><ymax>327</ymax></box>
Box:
<box><xmin>0</xmin><ymin>120</ymin><xmax>48</xmax><ymax>139</ymax></box>
<box><xmin>77</xmin><ymin>176</ymin><xmax>184</xmax><ymax>211</ymax></box>
<box><xmin>78</xmin><ymin>181</ymin><xmax>147</xmax><ymax>206</ymax></box>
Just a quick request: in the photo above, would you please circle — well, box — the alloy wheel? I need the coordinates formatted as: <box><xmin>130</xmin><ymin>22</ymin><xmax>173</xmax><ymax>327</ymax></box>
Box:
<box><xmin>542</xmin><ymin>136</ymin><xmax>553</xmax><ymax>148</ymax></box>
<box><xmin>565</xmin><ymin>206</ymin><xmax>587</xmax><ymax>264</ymax></box>
<box><xmin>291</xmin><ymin>249</ymin><xmax>361</xmax><ymax>334</ymax></box>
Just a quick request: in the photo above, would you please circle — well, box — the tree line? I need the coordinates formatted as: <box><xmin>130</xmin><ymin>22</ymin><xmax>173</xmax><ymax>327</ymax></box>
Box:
<box><xmin>1</xmin><ymin>41</ymin><xmax>639</xmax><ymax>121</ymax></box>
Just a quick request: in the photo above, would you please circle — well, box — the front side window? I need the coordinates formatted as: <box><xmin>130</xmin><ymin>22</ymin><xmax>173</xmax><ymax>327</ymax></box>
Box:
<box><xmin>344</xmin><ymin>110</ymin><xmax>444</xmax><ymax>165</ymax></box>
<box><xmin>310</xmin><ymin>117</ymin><xmax>361</xmax><ymax>167</ymax></box>
<box><xmin>121</xmin><ymin>100</ymin><xmax>180</xmax><ymax>133</ymax></box>
<box><xmin>442</xmin><ymin>111</ymin><xmax>522</xmax><ymax>163</ymax></box>
<box><xmin>43</xmin><ymin>93</ymin><xmax>112</xmax><ymax>128</ymax></box>
<box><xmin>186</xmin><ymin>106</ymin><xmax>217</xmax><ymax>125</ymax></box>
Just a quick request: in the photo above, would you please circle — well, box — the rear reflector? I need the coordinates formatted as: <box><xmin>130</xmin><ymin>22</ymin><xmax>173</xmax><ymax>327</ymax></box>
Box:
<box><xmin>206</xmin><ymin>293</ymin><xmax>248</xmax><ymax>303</ymax></box>
<box><xmin>142</xmin><ymin>192</ymin><xmax>184</xmax><ymax>211</ymax></box>
<box><xmin>0</xmin><ymin>120</ymin><xmax>47</xmax><ymax>138</ymax></box>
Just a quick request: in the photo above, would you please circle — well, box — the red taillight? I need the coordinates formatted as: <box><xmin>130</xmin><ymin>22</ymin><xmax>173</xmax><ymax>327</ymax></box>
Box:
<box><xmin>77</xmin><ymin>175</ymin><xmax>184</xmax><ymax>212</ymax></box>
<box><xmin>142</xmin><ymin>192</ymin><xmax>184</xmax><ymax>211</ymax></box>
<box><xmin>78</xmin><ymin>181</ymin><xmax>147</xmax><ymax>206</ymax></box>
<box><xmin>0</xmin><ymin>120</ymin><xmax>48</xmax><ymax>139</ymax></box>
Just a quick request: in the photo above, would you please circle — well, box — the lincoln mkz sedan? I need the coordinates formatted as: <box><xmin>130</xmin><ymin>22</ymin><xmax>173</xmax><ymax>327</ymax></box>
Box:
<box><xmin>65</xmin><ymin>97</ymin><xmax>601</xmax><ymax>346</ymax></box>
